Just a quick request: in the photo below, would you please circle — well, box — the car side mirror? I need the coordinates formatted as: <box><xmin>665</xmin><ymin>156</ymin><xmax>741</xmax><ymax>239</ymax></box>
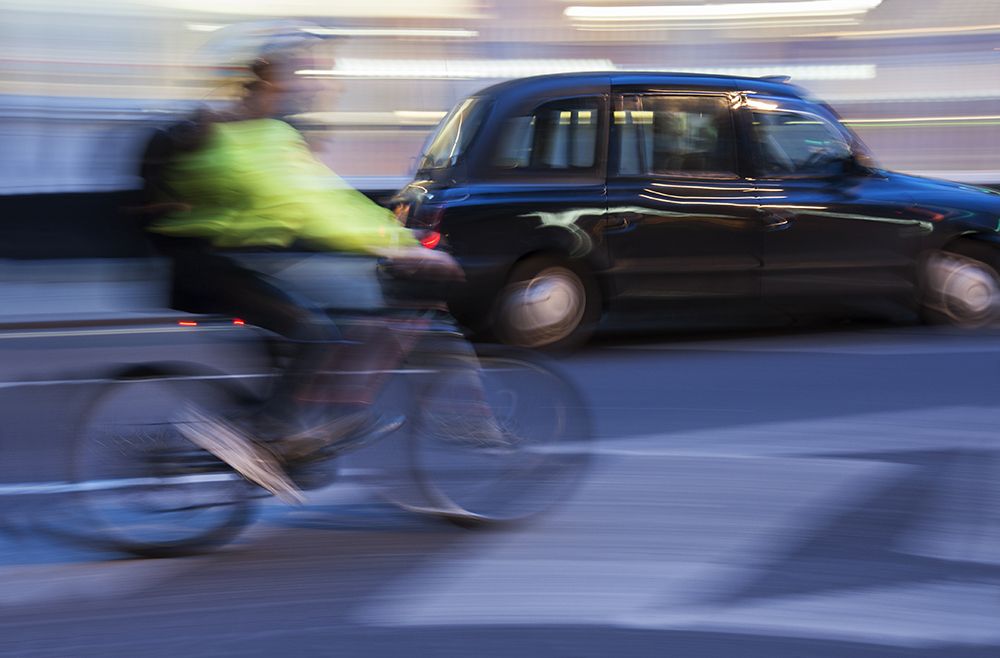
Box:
<box><xmin>843</xmin><ymin>151</ymin><xmax>876</xmax><ymax>176</ymax></box>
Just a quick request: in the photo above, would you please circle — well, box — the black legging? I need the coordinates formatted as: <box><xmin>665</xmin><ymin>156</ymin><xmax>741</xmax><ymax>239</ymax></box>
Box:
<box><xmin>168</xmin><ymin>245</ymin><xmax>347</xmax><ymax>431</ymax></box>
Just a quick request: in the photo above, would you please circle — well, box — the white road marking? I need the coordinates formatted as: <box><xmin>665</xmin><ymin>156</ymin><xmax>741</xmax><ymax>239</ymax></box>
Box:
<box><xmin>609</xmin><ymin>334</ymin><xmax>1000</xmax><ymax>356</ymax></box>
<box><xmin>0</xmin><ymin>369</ymin><xmax>438</xmax><ymax>390</ymax></box>
<box><xmin>2</xmin><ymin>404</ymin><xmax>998</xmax><ymax>641</ymax></box>
<box><xmin>0</xmin><ymin>468</ymin><xmax>376</xmax><ymax>497</ymax></box>
<box><xmin>0</xmin><ymin>325</ymin><xmax>236</xmax><ymax>340</ymax></box>
<box><xmin>612</xmin><ymin>343</ymin><xmax>1000</xmax><ymax>356</ymax></box>
<box><xmin>0</xmin><ymin>473</ymin><xmax>241</xmax><ymax>496</ymax></box>
<box><xmin>3</xmin><ymin>405</ymin><xmax>998</xmax><ymax>498</ymax></box>
<box><xmin>353</xmin><ymin>455</ymin><xmax>905</xmax><ymax>630</ymax></box>
<box><xmin>0</xmin><ymin>373</ymin><xmax>274</xmax><ymax>390</ymax></box>
<box><xmin>349</xmin><ymin>406</ymin><xmax>1000</xmax><ymax>645</ymax></box>
<box><xmin>0</xmin><ymin>559</ymin><xmax>196</xmax><ymax>607</ymax></box>
<box><xmin>618</xmin><ymin>582</ymin><xmax>1000</xmax><ymax>648</ymax></box>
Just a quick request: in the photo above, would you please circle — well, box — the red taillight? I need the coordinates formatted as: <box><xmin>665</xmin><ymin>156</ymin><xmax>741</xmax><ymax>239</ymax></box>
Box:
<box><xmin>178</xmin><ymin>321</ymin><xmax>198</xmax><ymax>327</ymax></box>
<box><xmin>232</xmin><ymin>318</ymin><xmax>245</xmax><ymax>326</ymax></box>
<box><xmin>419</xmin><ymin>231</ymin><xmax>442</xmax><ymax>249</ymax></box>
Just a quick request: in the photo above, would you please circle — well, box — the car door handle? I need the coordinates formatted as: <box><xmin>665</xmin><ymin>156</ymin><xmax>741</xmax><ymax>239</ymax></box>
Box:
<box><xmin>606</xmin><ymin>213</ymin><xmax>641</xmax><ymax>233</ymax></box>
<box><xmin>757</xmin><ymin>209</ymin><xmax>794</xmax><ymax>232</ymax></box>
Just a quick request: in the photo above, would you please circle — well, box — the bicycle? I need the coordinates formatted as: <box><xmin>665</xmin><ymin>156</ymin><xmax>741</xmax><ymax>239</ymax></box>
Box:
<box><xmin>68</xmin><ymin>262</ymin><xmax>591</xmax><ymax>558</ymax></box>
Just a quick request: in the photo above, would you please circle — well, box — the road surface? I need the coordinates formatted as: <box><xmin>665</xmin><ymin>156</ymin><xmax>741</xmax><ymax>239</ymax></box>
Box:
<box><xmin>1</xmin><ymin>322</ymin><xmax>999</xmax><ymax>657</ymax></box>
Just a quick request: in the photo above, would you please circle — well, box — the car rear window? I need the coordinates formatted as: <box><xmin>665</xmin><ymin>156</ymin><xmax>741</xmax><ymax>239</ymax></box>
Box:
<box><xmin>418</xmin><ymin>97</ymin><xmax>490</xmax><ymax>171</ymax></box>
<box><xmin>493</xmin><ymin>97</ymin><xmax>602</xmax><ymax>172</ymax></box>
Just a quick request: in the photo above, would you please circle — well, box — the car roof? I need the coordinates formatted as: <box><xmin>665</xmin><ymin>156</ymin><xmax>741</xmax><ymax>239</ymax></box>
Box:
<box><xmin>474</xmin><ymin>71</ymin><xmax>808</xmax><ymax>101</ymax></box>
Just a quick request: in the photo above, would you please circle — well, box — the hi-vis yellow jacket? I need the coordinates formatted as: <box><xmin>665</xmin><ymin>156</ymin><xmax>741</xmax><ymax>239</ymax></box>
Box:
<box><xmin>149</xmin><ymin>118</ymin><xmax>416</xmax><ymax>253</ymax></box>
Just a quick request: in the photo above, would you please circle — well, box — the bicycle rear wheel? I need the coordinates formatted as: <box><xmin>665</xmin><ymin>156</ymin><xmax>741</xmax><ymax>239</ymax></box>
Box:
<box><xmin>71</xmin><ymin>365</ymin><xmax>259</xmax><ymax>558</ymax></box>
<box><xmin>406</xmin><ymin>344</ymin><xmax>591</xmax><ymax>525</ymax></box>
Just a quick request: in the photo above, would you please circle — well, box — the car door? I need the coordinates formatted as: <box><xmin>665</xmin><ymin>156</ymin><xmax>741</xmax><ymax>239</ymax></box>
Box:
<box><xmin>458</xmin><ymin>88</ymin><xmax>610</xmax><ymax>280</ymax></box>
<box><xmin>604</xmin><ymin>91</ymin><xmax>762</xmax><ymax>311</ymax></box>
<box><xmin>745</xmin><ymin>97</ymin><xmax>927</xmax><ymax>311</ymax></box>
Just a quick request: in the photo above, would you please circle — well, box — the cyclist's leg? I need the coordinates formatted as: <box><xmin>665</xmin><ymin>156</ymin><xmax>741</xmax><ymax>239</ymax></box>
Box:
<box><xmin>250</xmin><ymin>253</ymin><xmax>396</xmax><ymax>423</ymax></box>
<box><xmin>170</xmin><ymin>249</ymin><xmax>335</xmax><ymax>419</ymax></box>
<box><xmin>166</xmin><ymin>251</ymin><xmax>341</xmax><ymax>499</ymax></box>
<box><xmin>194</xmin><ymin>252</ymin><xmax>396</xmax><ymax>445</ymax></box>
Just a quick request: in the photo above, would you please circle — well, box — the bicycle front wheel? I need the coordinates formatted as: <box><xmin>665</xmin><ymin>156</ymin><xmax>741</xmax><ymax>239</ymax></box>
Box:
<box><xmin>408</xmin><ymin>344</ymin><xmax>592</xmax><ymax>525</ymax></box>
<box><xmin>71</xmin><ymin>365</ymin><xmax>259</xmax><ymax>558</ymax></box>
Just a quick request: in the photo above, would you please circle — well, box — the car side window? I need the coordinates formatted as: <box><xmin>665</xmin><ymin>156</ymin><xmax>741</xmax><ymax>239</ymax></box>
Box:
<box><xmin>615</xmin><ymin>95</ymin><xmax>737</xmax><ymax>178</ymax></box>
<box><xmin>493</xmin><ymin>97</ymin><xmax>601</xmax><ymax>172</ymax></box>
<box><xmin>751</xmin><ymin>109</ymin><xmax>853</xmax><ymax>177</ymax></box>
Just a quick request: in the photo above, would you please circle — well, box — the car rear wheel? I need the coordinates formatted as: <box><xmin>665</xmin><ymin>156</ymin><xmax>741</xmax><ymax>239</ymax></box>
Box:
<box><xmin>493</xmin><ymin>256</ymin><xmax>598</xmax><ymax>350</ymax></box>
<box><xmin>921</xmin><ymin>248</ymin><xmax>1000</xmax><ymax>328</ymax></box>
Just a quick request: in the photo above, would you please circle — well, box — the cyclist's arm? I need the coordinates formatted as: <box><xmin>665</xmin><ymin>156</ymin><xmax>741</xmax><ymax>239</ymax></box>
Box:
<box><xmin>230</xmin><ymin>122</ymin><xmax>417</xmax><ymax>253</ymax></box>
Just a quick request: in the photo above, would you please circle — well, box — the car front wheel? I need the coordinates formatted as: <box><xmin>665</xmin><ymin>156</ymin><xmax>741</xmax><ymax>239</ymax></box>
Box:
<box><xmin>921</xmin><ymin>249</ymin><xmax>1000</xmax><ymax>328</ymax></box>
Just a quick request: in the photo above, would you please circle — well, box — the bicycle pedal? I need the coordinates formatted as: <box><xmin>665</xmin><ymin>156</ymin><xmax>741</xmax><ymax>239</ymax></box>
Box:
<box><xmin>145</xmin><ymin>448</ymin><xmax>227</xmax><ymax>471</ymax></box>
<box><xmin>288</xmin><ymin>464</ymin><xmax>339</xmax><ymax>491</ymax></box>
<box><xmin>317</xmin><ymin>414</ymin><xmax>407</xmax><ymax>457</ymax></box>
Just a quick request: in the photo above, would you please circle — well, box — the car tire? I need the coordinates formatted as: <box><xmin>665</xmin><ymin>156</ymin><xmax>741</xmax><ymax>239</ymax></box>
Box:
<box><xmin>920</xmin><ymin>244</ymin><xmax>1000</xmax><ymax>328</ymax></box>
<box><xmin>493</xmin><ymin>256</ymin><xmax>599</xmax><ymax>351</ymax></box>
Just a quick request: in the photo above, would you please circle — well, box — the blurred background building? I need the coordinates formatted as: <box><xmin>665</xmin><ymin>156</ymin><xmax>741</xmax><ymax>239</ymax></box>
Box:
<box><xmin>1</xmin><ymin>0</ymin><xmax>998</xmax><ymax>195</ymax></box>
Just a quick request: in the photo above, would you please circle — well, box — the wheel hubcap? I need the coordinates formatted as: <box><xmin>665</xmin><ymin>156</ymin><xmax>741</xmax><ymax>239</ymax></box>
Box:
<box><xmin>926</xmin><ymin>253</ymin><xmax>1000</xmax><ymax>326</ymax></box>
<box><xmin>503</xmin><ymin>267</ymin><xmax>586</xmax><ymax>347</ymax></box>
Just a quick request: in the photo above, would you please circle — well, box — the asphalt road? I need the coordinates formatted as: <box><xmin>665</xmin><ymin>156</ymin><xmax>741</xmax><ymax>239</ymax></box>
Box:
<box><xmin>2</xmin><ymin>322</ymin><xmax>1000</xmax><ymax>657</ymax></box>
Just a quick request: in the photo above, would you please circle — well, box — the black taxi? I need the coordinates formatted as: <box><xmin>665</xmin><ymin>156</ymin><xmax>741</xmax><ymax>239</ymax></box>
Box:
<box><xmin>392</xmin><ymin>72</ymin><xmax>1000</xmax><ymax>349</ymax></box>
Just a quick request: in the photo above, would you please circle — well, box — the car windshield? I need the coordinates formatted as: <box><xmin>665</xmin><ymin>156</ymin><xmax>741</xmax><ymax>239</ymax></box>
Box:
<box><xmin>818</xmin><ymin>101</ymin><xmax>880</xmax><ymax>169</ymax></box>
<box><xmin>418</xmin><ymin>97</ymin><xmax>489</xmax><ymax>171</ymax></box>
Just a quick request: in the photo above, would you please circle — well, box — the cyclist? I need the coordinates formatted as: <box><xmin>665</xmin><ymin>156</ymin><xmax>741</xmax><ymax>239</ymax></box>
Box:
<box><xmin>142</xmin><ymin>43</ymin><xmax>460</xmax><ymax>502</ymax></box>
